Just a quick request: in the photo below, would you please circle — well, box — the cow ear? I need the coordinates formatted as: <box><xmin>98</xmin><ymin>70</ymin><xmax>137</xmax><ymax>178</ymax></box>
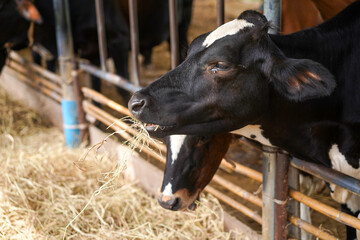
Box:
<box><xmin>271</xmin><ymin>58</ymin><xmax>336</xmax><ymax>101</ymax></box>
<box><xmin>16</xmin><ymin>0</ymin><xmax>42</xmax><ymax>24</ymax></box>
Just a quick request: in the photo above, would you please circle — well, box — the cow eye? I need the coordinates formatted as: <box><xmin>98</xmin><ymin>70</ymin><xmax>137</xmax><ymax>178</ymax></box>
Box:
<box><xmin>209</xmin><ymin>62</ymin><xmax>230</xmax><ymax>73</ymax></box>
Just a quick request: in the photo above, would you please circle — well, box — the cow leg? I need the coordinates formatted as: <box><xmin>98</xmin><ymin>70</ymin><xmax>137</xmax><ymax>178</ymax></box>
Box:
<box><xmin>32</xmin><ymin>50</ymin><xmax>42</xmax><ymax>66</ymax></box>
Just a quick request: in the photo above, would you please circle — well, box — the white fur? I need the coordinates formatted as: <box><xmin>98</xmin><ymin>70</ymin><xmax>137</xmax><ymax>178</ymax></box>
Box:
<box><xmin>170</xmin><ymin>135</ymin><xmax>187</xmax><ymax>165</ymax></box>
<box><xmin>202</xmin><ymin>19</ymin><xmax>254</xmax><ymax>48</ymax></box>
<box><xmin>162</xmin><ymin>183</ymin><xmax>173</xmax><ymax>196</ymax></box>
<box><xmin>231</xmin><ymin>125</ymin><xmax>274</xmax><ymax>147</ymax></box>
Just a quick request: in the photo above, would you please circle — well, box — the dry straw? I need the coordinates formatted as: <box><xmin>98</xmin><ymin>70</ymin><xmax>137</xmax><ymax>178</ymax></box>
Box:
<box><xmin>0</xmin><ymin>87</ymin><xmax>233</xmax><ymax>240</ymax></box>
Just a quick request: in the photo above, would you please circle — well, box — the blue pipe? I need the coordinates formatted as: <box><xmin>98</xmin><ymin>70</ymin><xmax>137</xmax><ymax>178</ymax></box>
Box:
<box><xmin>61</xmin><ymin>99</ymin><xmax>81</xmax><ymax>148</ymax></box>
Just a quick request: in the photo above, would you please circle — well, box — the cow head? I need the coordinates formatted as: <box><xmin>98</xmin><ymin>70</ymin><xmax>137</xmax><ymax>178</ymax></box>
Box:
<box><xmin>129</xmin><ymin>10</ymin><xmax>336</xmax><ymax>138</ymax></box>
<box><xmin>158</xmin><ymin>133</ymin><xmax>231</xmax><ymax>211</ymax></box>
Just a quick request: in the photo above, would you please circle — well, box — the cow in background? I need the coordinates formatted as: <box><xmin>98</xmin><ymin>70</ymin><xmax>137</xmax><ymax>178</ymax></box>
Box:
<box><xmin>0</xmin><ymin>0</ymin><xmax>41</xmax><ymax>71</ymax></box>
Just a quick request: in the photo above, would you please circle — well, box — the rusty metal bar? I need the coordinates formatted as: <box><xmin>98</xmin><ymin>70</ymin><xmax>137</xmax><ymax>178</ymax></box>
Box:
<box><xmin>287</xmin><ymin>166</ymin><xmax>301</xmax><ymax>239</ymax></box>
<box><xmin>289</xmin><ymin>216</ymin><xmax>339</xmax><ymax>240</ymax></box>
<box><xmin>205</xmin><ymin>185</ymin><xmax>262</xmax><ymax>225</ymax></box>
<box><xmin>169</xmin><ymin>0</ymin><xmax>179</xmax><ymax>68</ymax></box>
<box><xmin>262</xmin><ymin>146</ymin><xmax>289</xmax><ymax>240</ymax></box>
<box><xmin>291</xmin><ymin>158</ymin><xmax>360</xmax><ymax>196</ymax></box>
<box><xmin>83</xmin><ymin>100</ymin><xmax>165</xmax><ymax>163</ymax></box>
<box><xmin>128</xmin><ymin>0</ymin><xmax>140</xmax><ymax>86</ymax></box>
<box><xmin>233</xmin><ymin>162</ymin><xmax>263</xmax><ymax>182</ymax></box>
<box><xmin>216</xmin><ymin>0</ymin><xmax>224</xmax><ymax>26</ymax></box>
<box><xmin>9</xmin><ymin>51</ymin><xmax>62</xmax><ymax>84</ymax></box>
<box><xmin>79</xmin><ymin>62</ymin><xmax>141</xmax><ymax>93</ymax></box>
<box><xmin>8</xmin><ymin>60</ymin><xmax>62</xmax><ymax>94</ymax></box>
<box><xmin>212</xmin><ymin>175</ymin><xmax>262</xmax><ymax>207</ymax></box>
<box><xmin>289</xmin><ymin>188</ymin><xmax>360</xmax><ymax>230</ymax></box>
<box><xmin>95</xmin><ymin>0</ymin><xmax>108</xmax><ymax>71</ymax></box>
<box><xmin>6</xmin><ymin>67</ymin><xmax>61</xmax><ymax>102</ymax></box>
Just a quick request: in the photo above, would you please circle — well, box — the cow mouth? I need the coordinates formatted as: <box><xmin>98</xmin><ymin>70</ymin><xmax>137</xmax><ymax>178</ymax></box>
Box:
<box><xmin>142</xmin><ymin>122</ymin><xmax>175</xmax><ymax>133</ymax></box>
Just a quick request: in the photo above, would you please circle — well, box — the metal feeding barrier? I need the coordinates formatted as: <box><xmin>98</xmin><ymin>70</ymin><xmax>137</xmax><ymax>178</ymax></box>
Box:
<box><xmin>4</xmin><ymin>0</ymin><xmax>360</xmax><ymax>239</ymax></box>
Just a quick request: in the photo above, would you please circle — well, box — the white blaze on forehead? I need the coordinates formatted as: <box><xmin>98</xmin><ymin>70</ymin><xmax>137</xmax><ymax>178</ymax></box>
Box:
<box><xmin>231</xmin><ymin>125</ymin><xmax>274</xmax><ymax>147</ymax></box>
<box><xmin>162</xmin><ymin>183</ymin><xmax>173</xmax><ymax>196</ymax></box>
<box><xmin>169</xmin><ymin>135</ymin><xmax>187</xmax><ymax>165</ymax></box>
<box><xmin>202</xmin><ymin>19</ymin><xmax>254</xmax><ymax>48</ymax></box>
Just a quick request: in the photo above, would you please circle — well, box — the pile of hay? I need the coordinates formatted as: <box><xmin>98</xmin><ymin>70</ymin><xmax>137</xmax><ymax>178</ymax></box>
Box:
<box><xmin>0</xmin><ymin>87</ymin><xmax>233</xmax><ymax>240</ymax></box>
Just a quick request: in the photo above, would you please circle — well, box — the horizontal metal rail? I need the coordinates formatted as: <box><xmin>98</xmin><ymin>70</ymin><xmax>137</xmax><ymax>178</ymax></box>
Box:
<box><xmin>289</xmin><ymin>216</ymin><xmax>339</xmax><ymax>240</ymax></box>
<box><xmin>289</xmin><ymin>188</ymin><xmax>360</xmax><ymax>230</ymax></box>
<box><xmin>9</xmin><ymin>51</ymin><xmax>62</xmax><ymax>84</ymax></box>
<box><xmin>291</xmin><ymin>158</ymin><xmax>360</xmax><ymax>197</ymax></box>
<box><xmin>6</xmin><ymin>66</ymin><xmax>61</xmax><ymax>103</ymax></box>
<box><xmin>206</xmin><ymin>185</ymin><xmax>263</xmax><ymax>224</ymax></box>
<box><xmin>79</xmin><ymin>62</ymin><xmax>141</xmax><ymax>93</ymax></box>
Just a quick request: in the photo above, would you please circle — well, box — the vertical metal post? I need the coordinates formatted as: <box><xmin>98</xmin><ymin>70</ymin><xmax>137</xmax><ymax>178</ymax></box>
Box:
<box><xmin>216</xmin><ymin>0</ymin><xmax>224</xmax><ymax>27</ymax></box>
<box><xmin>262</xmin><ymin>146</ymin><xmax>289</xmax><ymax>240</ymax></box>
<box><xmin>129</xmin><ymin>0</ymin><xmax>140</xmax><ymax>86</ymax></box>
<box><xmin>169</xmin><ymin>0</ymin><xmax>179</xmax><ymax>69</ymax></box>
<box><xmin>263</xmin><ymin>0</ymin><xmax>281</xmax><ymax>34</ymax></box>
<box><xmin>288</xmin><ymin>165</ymin><xmax>301</xmax><ymax>239</ymax></box>
<box><xmin>95</xmin><ymin>0</ymin><xmax>108</xmax><ymax>72</ymax></box>
<box><xmin>53</xmin><ymin>0</ymin><xmax>81</xmax><ymax>148</ymax></box>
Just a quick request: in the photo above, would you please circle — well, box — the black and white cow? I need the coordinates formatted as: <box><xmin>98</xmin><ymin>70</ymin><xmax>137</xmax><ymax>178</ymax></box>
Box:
<box><xmin>129</xmin><ymin>1</ymin><xmax>360</xmax><ymax>238</ymax></box>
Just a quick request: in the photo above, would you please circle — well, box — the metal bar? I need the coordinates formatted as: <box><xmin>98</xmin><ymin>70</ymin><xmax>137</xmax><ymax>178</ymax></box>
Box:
<box><xmin>263</xmin><ymin>0</ymin><xmax>282</xmax><ymax>34</ymax></box>
<box><xmin>82</xmin><ymin>89</ymin><xmax>167</xmax><ymax>153</ymax></box>
<box><xmin>53</xmin><ymin>0</ymin><xmax>82</xmax><ymax>148</ymax></box>
<box><xmin>8</xmin><ymin>60</ymin><xmax>62</xmax><ymax>94</ymax></box>
<box><xmin>6</xmin><ymin>67</ymin><xmax>61</xmax><ymax>102</ymax></box>
<box><xmin>128</xmin><ymin>0</ymin><xmax>140</xmax><ymax>86</ymax></box>
<box><xmin>291</xmin><ymin>158</ymin><xmax>360</xmax><ymax>196</ymax></box>
<box><xmin>262</xmin><ymin>146</ymin><xmax>289</xmax><ymax>240</ymax></box>
<box><xmin>216</xmin><ymin>0</ymin><xmax>224</xmax><ymax>26</ymax></box>
<box><xmin>9</xmin><ymin>51</ymin><xmax>62</xmax><ymax>84</ymax></box>
<box><xmin>289</xmin><ymin>188</ymin><xmax>360</xmax><ymax>230</ymax></box>
<box><xmin>289</xmin><ymin>216</ymin><xmax>339</xmax><ymax>240</ymax></box>
<box><xmin>169</xmin><ymin>0</ymin><xmax>179</xmax><ymax>68</ymax></box>
<box><xmin>287</xmin><ymin>166</ymin><xmax>301</xmax><ymax>239</ymax></box>
<box><xmin>79</xmin><ymin>62</ymin><xmax>141</xmax><ymax>93</ymax></box>
<box><xmin>205</xmin><ymin>185</ymin><xmax>262</xmax><ymax>225</ymax></box>
<box><xmin>95</xmin><ymin>0</ymin><xmax>108</xmax><ymax>71</ymax></box>
<box><xmin>72</xmin><ymin>64</ymin><xmax>88</xmax><ymax>142</ymax></box>
<box><xmin>233</xmin><ymin>162</ymin><xmax>263</xmax><ymax>182</ymax></box>
<box><xmin>212</xmin><ymin>175</ymin><xmax>262</xmax><ymax>207</ymax></box>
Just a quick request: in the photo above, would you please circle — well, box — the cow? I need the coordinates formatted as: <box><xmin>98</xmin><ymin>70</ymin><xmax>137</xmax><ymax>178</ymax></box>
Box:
<box><xmin>0</xmin><ymin>0</ymin><xmax>41</xmax><ymax>72</ymax></box>
<box><xmin>159</xmin><ymin>134</ymin><xmax>332</xmax><ymax>240</ymax></box>
<box><xmin>129</xmin><ymin>1</ymin><xmax>360</xmax><ymax>239</ymax></box>
<box><xmin>29</xmin><ymin>0</ymin><xmax>193</xmax><ymax>103</ymax></box>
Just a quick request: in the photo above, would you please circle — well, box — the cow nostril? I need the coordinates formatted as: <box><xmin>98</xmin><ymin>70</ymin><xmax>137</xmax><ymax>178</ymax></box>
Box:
<box><xmin>130</xmin><ymin>99</ymin><xmax>146</xmax><ymax>114</ymax></box>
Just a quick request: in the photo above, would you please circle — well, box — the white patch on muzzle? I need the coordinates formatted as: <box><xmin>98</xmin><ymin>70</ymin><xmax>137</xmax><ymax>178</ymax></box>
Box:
<box><xmin>170</xmin><ymin>135</ymin><xmax>187</xmax><ymax>165</ymax></box>
<box><xmin>162</xmin><ymin>183</ymin><xmax>173</xmax><ymax>196</ymax></box>
<box><xmin>202</xmin><ymin>19</ymin><xmax>254</xmax><ymax>48</ymax></box>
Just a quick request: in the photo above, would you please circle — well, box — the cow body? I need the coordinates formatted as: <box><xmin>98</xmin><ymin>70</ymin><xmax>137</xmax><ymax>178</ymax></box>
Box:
<box><xmin>130</xmin><ymin>2</ymin><xmax>360</xmax><ymax>238</ymax></box>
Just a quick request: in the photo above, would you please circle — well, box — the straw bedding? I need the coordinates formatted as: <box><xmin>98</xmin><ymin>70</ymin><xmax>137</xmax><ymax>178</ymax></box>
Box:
<box><xmin>0</xmin><ymin>87</ymin><xmax>234</xmax><ymax>240</ymax></box>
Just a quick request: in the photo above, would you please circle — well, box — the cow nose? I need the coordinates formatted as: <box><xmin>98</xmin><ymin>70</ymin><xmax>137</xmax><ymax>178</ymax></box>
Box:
<box><xmin>158</xmin><ymin>194</ymin><xmax>181</xmax><ymax>211</ymax></box>
<box><xmin>128</xmin><ymin>94</ymin><xmax>148</xmax><ymax>117</ymax></box>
